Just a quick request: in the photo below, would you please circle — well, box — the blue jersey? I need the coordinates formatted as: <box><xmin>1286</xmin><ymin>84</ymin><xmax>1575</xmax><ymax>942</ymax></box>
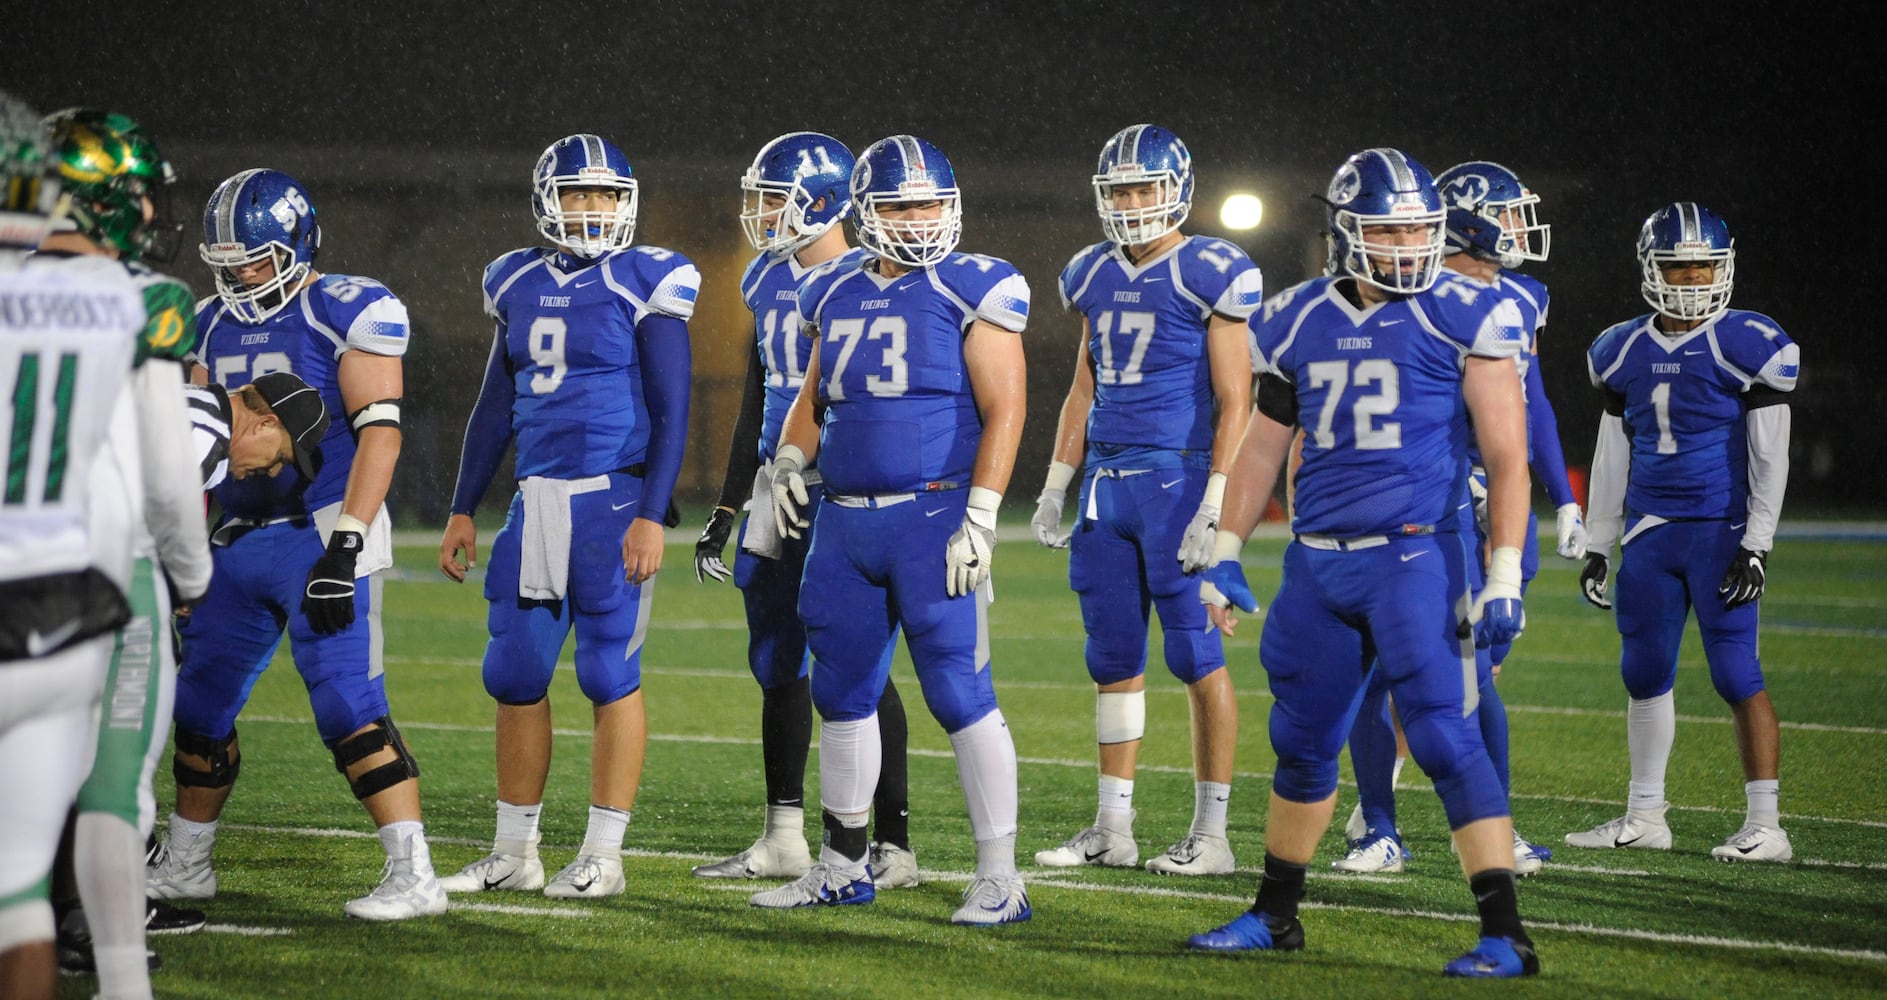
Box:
<box><xmin>1251</xmin><ymin>273</ymin><xmax>1525</xmax><ymax>537</ymax></box>
<box><xmin>740</xmin><ymin>248</ymin><xmax>865</xmax><ymax>462</ymax></box>
<box><xmin>194</xmin><ymin>274</ymin><xmax>410</xmax><ymax>518</ymax></box>
<box><xmin>1059</xmin><ymin>236</ymin><xmax>1262</xmax><ymax>460</ymax></box>
<box><xmin>1455</xmin><ymin>271</ymin><xmax>1547</xmax><ymax>470</ymax></box>
<box><xmin>483</xmin><ymin>245</ymin><xmax>700</xmax><ymax>479</ymax></box>
<box><xmin>797</xmin><ymin>253</ymin><xmax>1029</xmax><ymax>495</ymax></box>
<box><xmin>1587</xmin><ymin>308</ymin><xmax>1798</xmax><ymax>521</ymax></box>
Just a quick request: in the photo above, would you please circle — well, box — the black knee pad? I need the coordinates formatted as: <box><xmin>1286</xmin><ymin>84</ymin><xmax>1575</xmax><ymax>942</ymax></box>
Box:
<box><xmin>172</xmin><ymin>725</ymin><xmax>240</xmax><ymax>789</ymax></box>
<box><xmin>330</xmin><ymin>716</ymin><xmax>420</xmax><ymax>800</ymax></box>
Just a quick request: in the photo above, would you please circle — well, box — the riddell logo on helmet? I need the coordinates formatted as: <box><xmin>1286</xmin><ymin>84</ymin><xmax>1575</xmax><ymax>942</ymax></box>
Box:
<box><xmin>898</xmin><ymin>178</ymin><xmax>937</xmax><ymax>195</ymax></box>
<box><xmin>207</xmin><ymin>241</ymin><xmax>244</xmax><ymax>254</ymax></box>
<box><xmin>578</xmin><ymin>166</ymin><xmax>617</xmax><ymax>180</ymax></box>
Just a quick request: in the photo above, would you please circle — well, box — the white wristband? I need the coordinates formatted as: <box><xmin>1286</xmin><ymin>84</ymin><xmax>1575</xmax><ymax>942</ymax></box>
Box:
<box><xmin>1486</xmin><ymin>546</ymin><xmax>1523</xmax><ymax>590</ymax></box>
<box><xmin>335</xmin><ymin>513</ymin><xmax>370</xmax><ymax>536</ymax></box>
<box><xmin>966</xmin><ymin>486</ymin><xmax>1002</xmax><ymax>530</ymax></box>
<box><xmin>1202</xmin><ymin>471</ymin><xmax>1227</xmax><ymax>509</ymax></box>
<box><xmin>775</xmin><ymin>443</ymin><xmax>805</xmax><ymax>473</ymax></box>
<box><xmin>1043</xmin><ymin>460</ymin><xmax>1076</xmax><ymax>494</ymax></box>
<box><xmin>1212</xmin><ymin>528</ymin><xmax>1244</xmax><ymax>564</ymax></box>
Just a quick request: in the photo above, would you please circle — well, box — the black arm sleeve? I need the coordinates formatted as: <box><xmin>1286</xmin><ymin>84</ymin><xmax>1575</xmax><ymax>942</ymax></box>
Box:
<box><xmin>1255</xmin><ymin>372</ymin><xmax>1299</xmax><ymax>428</ymax></box>
<box><xmin>1602</xmin><ymin>387</ymin><xmax>1627</xmax><ymax>417</ymax></box>
<box><xmin>1744</xmin><ymin>384</ymin><xmax>1791</xmax><ymax>410</ymax></box>
<box><xmin>714</xmin><ymin>344</ymin><xmax>767</xmax><ymax>511</ymax></box>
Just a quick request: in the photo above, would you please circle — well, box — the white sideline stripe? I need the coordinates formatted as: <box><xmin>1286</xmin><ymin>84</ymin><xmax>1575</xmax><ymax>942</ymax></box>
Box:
<box><xmin>929</xmin><ymin>875</ymin><xmax>1887</xmax><ymax>964</ymax></box>
<box><xmin>203</xmin><ymin>924</ymin><xmax>294</xmax><ymax>937</ymax></box>
<box><xmin>1548</xmin><ymin>863</ymin><xmax>1655</xmax><ymax>876</ymax></box>
<box><xmin>383</xmin><ymin>659</ymin><xmax>1887</xmax><ymax>738</ymax></box>
<box><xmin>231</xmin><ymin>715</ymin><xmax>1887</xmax><ymax>831</ymax></box>
<box><xmin>453</xmin><ymin>902</ymin><xmax>591</xmax><ymax>919</ymax></box>
<box><xmin>211</xmin><ymin>825</ymin><xmax>1881</xmax><ymax>959</ymax></box>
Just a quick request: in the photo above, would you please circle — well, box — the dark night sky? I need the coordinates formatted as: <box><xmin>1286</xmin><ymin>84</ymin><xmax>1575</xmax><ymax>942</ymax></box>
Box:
<box><xmin>10</xmin><ymin>1</ymin><xmax>1881</xmax><ymax>508</ymax></box>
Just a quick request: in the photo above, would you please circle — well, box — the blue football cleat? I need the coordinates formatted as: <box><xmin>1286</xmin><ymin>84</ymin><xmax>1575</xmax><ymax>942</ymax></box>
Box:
<box><xmin>1188</xmin><ymin>911</ymin><xmax>1305</xmax><ymax>952</ymax></box>
<box><xmin>1442</xmin><ymin>935</ymin><xmax>1540</xmax><ymax>977</ymax></box>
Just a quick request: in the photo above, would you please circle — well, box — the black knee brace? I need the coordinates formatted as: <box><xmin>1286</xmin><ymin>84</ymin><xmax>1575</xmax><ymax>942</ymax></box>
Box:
<box><xmin>172</xmin><ymin>725</ymin><xmax>241</xmax><ymax>789</ymax></box>
<box><xmin>331</xmin><ymin>715</ymin><xmax>421</xmax><ymax>800</ymax></box>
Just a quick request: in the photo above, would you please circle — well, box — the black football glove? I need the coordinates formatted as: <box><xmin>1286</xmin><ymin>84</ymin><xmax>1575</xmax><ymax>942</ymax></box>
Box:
<box><xmin>303</xmin><ymin>529</ymin><xmax>362</xmax><ymax>634</ymax></box>
<box><xmin>1579</xmin><ymin>552</ymin><xmax>1612</xmax><ymax>610</ymax></box>
<box><xmin>695</xmin><ymin>507</ymin><xmax>736</xmax><ymax>583</ymax></box>
<box><xmin>1718</xmin><ymin>547</ymin><xmax>1768</xmax><ymax>610</ymax></box>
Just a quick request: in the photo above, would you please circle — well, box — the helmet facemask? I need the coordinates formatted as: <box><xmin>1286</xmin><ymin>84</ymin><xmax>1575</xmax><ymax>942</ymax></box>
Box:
<box><xmin>857</xmin><ymin>189</ymin><xmax>961</xmax><ymax>268</ymax></box>
<box><xmin>740</xmin><ymin>174</ymin><xmax>830</xmax><ymax>256</ymax></box>
<box><xmin>201</xmin><ymin>239</ymin><xmax>310</xmax><ymax>324</ymax></box>
<box><xmin>1641</xmin><ymin>244</ymin><xmax>1734</xmax><ymax>321</ymax></box>
<box><xmin>1093</xmin><ymin>167</ymin><xmax>1190</xmax><ymax>247</ymax></box>
<box><xmin>1333</xmin><ymin>209</ymin><xmax>1447</xmax><ymax>294</ymax></box>
<box><xmin>536</xmin><ymin>171</ymin><xmax>638</xmax><ymax>258</ymax></box>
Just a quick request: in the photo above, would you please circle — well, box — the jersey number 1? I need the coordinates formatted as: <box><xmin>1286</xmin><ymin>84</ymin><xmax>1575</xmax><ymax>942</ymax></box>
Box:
<box><xmin>4</xmin><ymin>351</ymin><xmax>78</xmax><ymax>505</ymax></box>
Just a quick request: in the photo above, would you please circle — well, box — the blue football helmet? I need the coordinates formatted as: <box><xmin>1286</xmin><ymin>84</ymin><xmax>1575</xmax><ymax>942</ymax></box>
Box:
<box><xmin>740</xmin><ymin>132</ymin><xmax>855</xmax><ymax>256</ymax></box>
<box><xmin>851</xmin><ymin>135</ymin><xmax>962</xmax><ymax>268</ymax></box>
<box><xmin>533</xmin><ymin>134</ymin><xmax>638</xmax><ymax>258</ymax></box>
<box><xmin>1323</xmin><ymin>148</ymin><xmax>1447</xmax><ymax>294</ymax></box>
<box><xmin>199</xmin><ymin>168</ymin><xmax>322</xmax><ymax>323</ymax></box>
<box><xmin>1093</xmin><ymin>124</ymin><xmax>1193</xmax><ymax>246</ymax></box>
<box><xmin>1638</xmin><ymin>202</ymin><xmax>1734</xmax><ymax>321</ymax></box>
<box><xmin>1436</xmin><ymin>161</ymin><xmax>1550</xmax><ymax>268</ymax></box>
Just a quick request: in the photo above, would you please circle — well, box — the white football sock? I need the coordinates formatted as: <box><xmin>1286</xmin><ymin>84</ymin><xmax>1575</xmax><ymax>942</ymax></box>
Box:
<box><xmin>1626</xmin><ymin>691</ymin><xmax>1676</xmax><ymax>816</ymax></box>
<box><xmin>763</xmin><ymin>804</ymin><xmax>805</xmax><ymax>843</ymax></box>
<box><xmin>494</xmin><ymin>800</ymin><xmax>542</xmax><ymax>855</ymax></box>
<box><xmin>1096</xmin><ymin>774</ymin><xmax>1134</xmax><ymax>830</ymax></box>
<box><xmin>582</xmin><ymin>805</ymin><xmax>631</xmax><ymax>855</ymax></box>
<box><xmin>819</xmin><ymin>713</ymin><xmax>881</xmax><ymax>817</ymax></box>
<box><xmin>1745</xmin><ymin>779</ymin><xmax>1780</xmax><ymax>828</ymax></box>
<box><xmin>949</xmin><ymin>710</ymin><xmax>1018</xmax><ymax>842</ymax></box>
<box><xmin>164</xmin><ymin>812</ymin><xmax>217</xmax><ymax>855</ymax></box>
<box><xmin>975</xmin><ymin>832</ymin><xmax>1020</xmax><ymax>880</ymax></box>
<box><xmin>378</xmin><ymin>820</ymin><xmax>425</xmax><ymax>862</ymax></box>
<box><xmin>76</xmin><ymin>811</ymin><xmax>148</xmax><ymax>1000</ymax></box>
<box><xmin>1191</xmin><ymin>781</ymin><xmax>1231</xmax><ymax>838</ymax></box>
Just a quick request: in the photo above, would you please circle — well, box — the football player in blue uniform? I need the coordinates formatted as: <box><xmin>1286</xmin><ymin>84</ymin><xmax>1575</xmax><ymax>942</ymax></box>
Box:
<box><xmin>1334</xmin><ymin>161</ymin><xmax>1571</xmax><ymax>877</ymax></box>
<box><xmin>692</xmin><ymin>132</ymin><xmax>917</xmax><ymax>887</ymax></box>
<box><xmin>1565</xmin><ymin>203</ymin><xmax>1798</xmax><ymax>863</ymax></box>
<box><xmin>148</xmin><ymin>168</ymin><xmax>444</xmax><ymax>921</ymax></box>
<box><xmin>438</xmin><ymin>133</ymin><xmax>697</xmax><ymax>900</ymax></box>
<box><xmin>749</xmin><ymin>136</ymin><xmax>1032</xmax><ymax>924</ymax></box>
<box><xmin>1189</xmin><ymin>149</ymin><xmax>1540</xmax><ymax>977</ymax></box>
<box><xmin>1031</xmin><ymin>125</ymin><xmax>1260</xmax><ymax>876</ymax></box>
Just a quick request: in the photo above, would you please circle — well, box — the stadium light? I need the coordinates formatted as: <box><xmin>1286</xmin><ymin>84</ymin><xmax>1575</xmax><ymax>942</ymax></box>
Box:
<box><xmin>1219</xmin><ymin>193</ymin><xmax>1263</xmax><ymax>230</ymax></box>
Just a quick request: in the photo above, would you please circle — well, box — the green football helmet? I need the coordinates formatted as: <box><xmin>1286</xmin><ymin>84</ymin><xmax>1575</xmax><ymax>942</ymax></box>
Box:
<box><xmin>1</xmin><ymin>89</ymin><xmax>58</xmax><ymax>249</ymax></box>
<box><xmin>45</xmin><ymin>108</ymin><xmax>181</xmax><ymax>261</ymax></box>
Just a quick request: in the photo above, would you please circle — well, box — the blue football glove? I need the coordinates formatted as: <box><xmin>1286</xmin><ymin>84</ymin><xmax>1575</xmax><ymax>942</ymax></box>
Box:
<box><xmin>1470</xmin><ymin>546</ymin><xmax>1526</xmax><ymax>648</ymax></box>
<box><xmin>1200</xmin><ymin>559</ymin><xmax>1258</xmax><ymax>614</ymax></box>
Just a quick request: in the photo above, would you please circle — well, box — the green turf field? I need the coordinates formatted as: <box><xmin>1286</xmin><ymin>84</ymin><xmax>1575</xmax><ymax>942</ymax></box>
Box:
<box><xmin>89</xmin><ymin>528</ymin><xmax>1887</xmax><ymax>998</ymax></box>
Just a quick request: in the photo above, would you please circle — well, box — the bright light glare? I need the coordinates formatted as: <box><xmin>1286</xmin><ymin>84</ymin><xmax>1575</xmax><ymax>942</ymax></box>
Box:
<box><xmin>1219</xmin><ymin>193</ymin><xmax>1263</xmax><ymax>230</ymax></box>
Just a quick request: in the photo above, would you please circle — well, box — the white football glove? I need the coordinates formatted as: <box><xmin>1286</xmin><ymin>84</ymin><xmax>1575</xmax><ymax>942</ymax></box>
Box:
<box><xmin>1467</xmin><ymin>470</ymin><xmax>1490</xmax><ymax>539</ymax></box>
<box><xmin>1032</xmin><ymin>460</ymin><xmax>1075</xmax><ymax>549</ymax></box>
<box><xmin>946</xmin><ymin>487</ymin><xmax>1001</xmax><ymax>598</ymax></box>
<box><xmin>769</xmin><ymin>444</ymin><xmax>811</xmax><ymax>539</ymax></box>
<box><xmin>1177</xmin><ymin>471</ymin><xmax>1228</xmax><ymax>573</ymax></box>
<box><xmin>1555</xmin><ymin>502</ymin><xmax>1588</xmax><ymax>560</ymax></box>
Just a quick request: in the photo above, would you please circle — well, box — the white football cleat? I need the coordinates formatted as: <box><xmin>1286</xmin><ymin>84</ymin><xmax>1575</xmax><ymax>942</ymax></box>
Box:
<box><xmin>1034</xmin><ymin>825</ymin><xmax>1138</xmax><ymax>868</ymax></box>
<box><xmin>1332</xmin><ymin>833</ymin><xmax>1409</xmax><ymax>873</ymax></box>
<box><xmin>344</xmin><ymin>858</ymin><xmax>447</xmax><ymax>921</ymax></box>
<box><xmin>691</xmin><ymin>837</ymin><xmax>813</xmax><ymax>879</ymax></box>
<box><xmin>1146</xmin><ymin>833</ymin><xmax>1235</xmax><ymax>875</ymax></box>
<box><xmin>749</xmin><ymin>861</ymin><xmax>874</xmax><ymax>908</ymax></box>
<box><xmin>146</xmin><ymin>841</ymin><xmax>217</xmax><ymax>901</ymax></box>
<box><xmin>951</xmin><ymin>876</ymin><xmax>1031</xmax><ymax>926</ymax></box>
<box><xmin>1711</xmin><ymin>823</ymin><xmax>1793</xmax><ymax>863</ymax></box>
<box><xmin>544</xmin><ymin>853</ymin><xmax>626</xmax><ymax>898</ymax></box>
<box><xmin>1512</xmin><ymin>829</ymin><xmax>1550</xmax><ymax>876</ymax></box>
<box><xmin>868</xmin><ymin>842</ymin><xmax>920</xmax><ymax>889</ymax></box>
<box><xmin>1564</xmin><ymin>811</ymin><xmax>1673</xmax><ymax>851</ymax></box>
<box><xmin>437</xmin><ymin>850</ymin><xmax>546</xmax><ymax>893</ymax></box>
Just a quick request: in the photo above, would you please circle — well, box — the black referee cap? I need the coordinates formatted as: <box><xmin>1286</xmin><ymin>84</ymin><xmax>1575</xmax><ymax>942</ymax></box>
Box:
<box><xmin>249</xmin><ymin>372</ymin><xmax>330</xmax><ymax>481</ymax></box>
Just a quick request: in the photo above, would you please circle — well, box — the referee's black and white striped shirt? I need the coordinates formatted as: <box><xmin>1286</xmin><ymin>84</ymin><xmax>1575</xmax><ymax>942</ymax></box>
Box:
<box><xmin>182</xmin><ymin>383</ymin><xmax>233</xmax><ymax>490</ymax></box>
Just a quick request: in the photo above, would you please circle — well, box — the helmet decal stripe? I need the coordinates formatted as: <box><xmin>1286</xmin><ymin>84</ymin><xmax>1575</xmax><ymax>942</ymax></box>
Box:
<box><xmin>214</xmin><ymin>168</ymin><xmax>262</xmax><ymax>245</ymax></box>
<box><xmin>1123</xmin><ymin>124</ymin><xmax>1148</xmax><ymax>164</ymax></box>
<box><xmin>898</xmin><ymin>135</ymin><xmax>923</xmax><ymax>177</ymax></box>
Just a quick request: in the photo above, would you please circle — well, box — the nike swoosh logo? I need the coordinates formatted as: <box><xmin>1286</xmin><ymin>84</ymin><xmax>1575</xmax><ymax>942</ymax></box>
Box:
<box><xmin>1141</xmin><ymin>277</ymin><xmax>1166</xmax><ymax>283</ymax></box>
<box><xmin>612</xmin><ymin>500</ymin><xmax>637</xmax><ymax>511</ymax></box>
<box><xmin>1473</xmin><ymin>890</ymin><xmax>1497</xmax><ymax>904</ymax></box>
<box><xmin>1378</xmin><ymin>318</ymin><xmax>1404</xmax><ymax>327</ymax></box>
<box><xmin>573</xmin><ymin>279</ymin><xmax>597</xmax><ymax>288</ymax></box>
<box><xmin>1614</xmin><ymin>833</ymin><xmax>1645</xmax><ymax>847</ymax></box>
<box><xmin>25</xmin><ymin>620</ymin><xmax>81</xmax><ymax>656</ymax></box>
<box><xmin>1083</xmin><ymin>849</ymin><xmax>1113</xmax><ymax>863</ymax></box>
<box><xmin>1683</xmin><ymin>349</ymin><xmax>1704</xmax><ymax>355</ymax></box>
<box><xmin>572</xmin><ymin>878</ymin><xmax>596</xmax><ymax>893</ymax></box>
<box><xmin>1735</xmin><ymin>843</ymin><xmax>1761</xmax><ymax>855</ymax></box>
<box><xmin>1161</xmin><ymin>479</ymin><xmax>1183</xmax><ymax>489</ymax></box>
<box><xmin>484</xmin><ymin>877</ymin><xmax>506</xmax><ymax>891</ymax></box>
<box><xmin>1730</xmin><ymin>522</ymin><xmax>1746</xmax><ymax>530</ymax></box>
<box><xmin>1400</xmin><ymin>551</ymin><xmax>1428</xmax><ymax>562</ymax></box>
<box><xmin>925</xmin><ymin>508</ymin><xmax>947</xmax><ymax>518</ymax></box>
